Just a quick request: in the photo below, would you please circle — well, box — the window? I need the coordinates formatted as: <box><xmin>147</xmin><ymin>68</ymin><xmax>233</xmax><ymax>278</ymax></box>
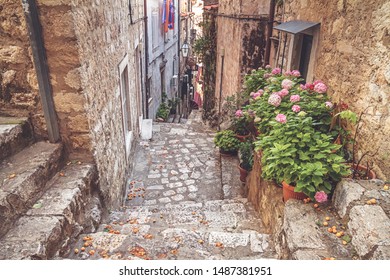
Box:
<box><xmin>151</xmin><ymin>9</ymin><xmax>159</xmax><ymax>50</ymax></box>
<box><xmin>118</xmin><ymin>54</ymin><xmax>133</xmax><ymax>161</ymax></box>
<box><xmin>274</xmin><ymin>20</ymin><xmax>320</xmax><ymax>82</ymax></box>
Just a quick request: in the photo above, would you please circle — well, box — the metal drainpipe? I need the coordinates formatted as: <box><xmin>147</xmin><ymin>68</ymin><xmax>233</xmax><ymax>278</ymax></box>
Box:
<box><xmin>143</xmin><ymin>0</ymin><xmax>149</xmax><ymax>118</ymax></box>
<box><xmin>264</xmin><ymin>0</ymin><xmax>276</xmax><ymax>66</ymax></box>
<box><xmin>218</xmin><ymin>49</ymin><xmax>225</xmax><ymax>131</ymax></box>
<box><xmin>21</xmin><ymin>0</ymin><xmax>60</xmax><ymax>143</ymax></box>
<box><xmin>177</xmin><ymin>0</ymin><xmax>181</xmax><ymax>116</ymax></box>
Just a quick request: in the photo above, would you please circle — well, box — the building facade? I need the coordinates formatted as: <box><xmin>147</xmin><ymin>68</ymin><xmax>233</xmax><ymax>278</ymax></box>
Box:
<box><xmin>145</xmin><ymin>0</ymin><xmax>180</xmax><ymax>119</ymax></box>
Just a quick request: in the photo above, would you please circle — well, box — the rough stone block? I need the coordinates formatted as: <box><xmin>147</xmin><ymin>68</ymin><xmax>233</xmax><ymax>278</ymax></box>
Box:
<box><xmin>208</xmin><ymin>232</ymin><xmax>249</xmax><ymax>248</ymax></box>
<box><xmin>0</xmin><ymin>216</ymin><xmax>66</xmax><ymax>260</ymax></box>
<box><xmin>332</xmin><ymin>180</ymin><xmax>365</xmax><ymax>218</ymax></box>
<box><xmin>283</xmin><ymin>200</ymin><xmax>326</xmax><ymax>252</ymax></box>
<box><xmin>348</xmin><ymin>205</ymin><xmax>390</xmax><ymax>257</ymax></box>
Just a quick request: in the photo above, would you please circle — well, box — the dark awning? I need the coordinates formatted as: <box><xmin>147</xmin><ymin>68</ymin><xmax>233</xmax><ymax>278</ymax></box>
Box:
<box><xmin>274</xmin><ymin>20</ymin><xmax>320</xmax><ymax>34</ymax></box>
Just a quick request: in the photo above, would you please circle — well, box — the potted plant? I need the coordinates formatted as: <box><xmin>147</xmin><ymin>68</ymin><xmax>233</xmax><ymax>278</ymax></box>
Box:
<box><xmin>230</xmin><ymin>109</ymin><xmax>252</xmax><ymax>142</ymax></box>
<box><xmin>214</xmin><ymin>130</ymin><xmax>241</xmax><ymax>155</ymax></box>
<box><xmin>238</xmin><ymin>141</ymin><xmax>254</xmax><ymax>182</ymax></box>
<box><xmin>256</xmin><ymin>115</ymin><xmax>351</xmax><ymax>202</ymax></box>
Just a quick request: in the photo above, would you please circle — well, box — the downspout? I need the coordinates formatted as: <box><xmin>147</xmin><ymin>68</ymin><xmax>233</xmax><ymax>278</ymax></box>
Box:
<box><xmin>218</xmin><ymin>49</ymin><xmax>225</xmax><ymax>131</ymax></box>
<box><xmin>143</xmin><ymin>0</ymin><xmax>149</xmax><ymax>118</ymax></box>
<box><xmin>21</xmin><ymin>0</ymin><xmax>60</xmax><ymax>143</ymax></box>
<box><xmin>177</xmin><ymin>0</ymin><xmax>181</xmax><ymax>115</ymax></box>
<box><xmin>264</xmin><ymin>0</ymin><xmax>276</xmax><ymax>66</ymax></box>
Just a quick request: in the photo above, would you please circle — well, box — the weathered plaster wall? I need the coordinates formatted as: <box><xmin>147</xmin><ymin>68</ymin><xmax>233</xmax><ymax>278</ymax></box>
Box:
<box><xmin>276</xmin><ymin>0</ymin><xmax>390</xmax><ymax>179</ymax></box>
<box><xmin>0</xmin><ymin>0</ymin><xmax>46</xmax><ymax>137</ymax></box>
<box><xmin>214</xmin><ymin>0</ymin><xmax>269</xmax><ymax>108</ymax></box>
<box><xmin>147</xmin><ymin>0</ymin><xmax>179</xmax><ymax>119</ymax></box>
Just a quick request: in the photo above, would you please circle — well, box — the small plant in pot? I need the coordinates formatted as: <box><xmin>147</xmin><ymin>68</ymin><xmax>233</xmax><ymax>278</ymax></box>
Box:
<box><xmin>231</xmin><ymin>109</ymin><xmax>252</xmax><ymax>142</ymax></box>
<box><xmin>214</xmin><ymin>130</ymin><xmax>241</xmax><ymax>155</ymax></box>
<box><xmin>238</xmin><ymin>141</ymin><xmax>254</xmax><ymax>182</ymax></box>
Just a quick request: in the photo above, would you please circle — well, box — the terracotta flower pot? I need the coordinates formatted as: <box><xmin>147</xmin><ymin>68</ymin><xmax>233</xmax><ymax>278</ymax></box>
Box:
<box><xmin>238</xmin><ymin>164</ymin><xmax>249</xmax><ymax>183</ymax></box>
<box><xmin>348</xmin><ymin>163</ymin><xmax>376</xmax><ymax>180</ymax></box>
<box><xmin>235</xmin><ymin>133</ymin><xmax>251</xmax><ymax>142</ymax></box>
<box><xmin>282</xmin><ymin>181</ymin><xmax>308</xmax><ymax>202</ymax></box>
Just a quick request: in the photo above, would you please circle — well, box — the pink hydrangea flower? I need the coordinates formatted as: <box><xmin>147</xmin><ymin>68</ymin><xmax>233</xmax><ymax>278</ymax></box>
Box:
<box><xmin>314</xmin><ymin>82</ymin><xmax>328</xmax><ymax>94</ymax></box>
<box><xmin>263</xmin><ymin>73</ymin><xmax>271</xmax><ymax>79</ymax></box>
<box><xmin>314</xmin><ymin>191</ymin><xmax>328</xmax><ymax>203</ymax></box>
<box><xmin>290</xmin><ymin>95</ymin><xmax>301</xmax><ymax>103</ymax></box>
<box><xmin>284</xmin><ymin>70</ymin><xmax>292</xmax><ymax>76</ymax></box>
<box><xmin>235</xmin><ymin>109</ymin><xmax>244</xmax><ymax>117</ymax></box>
<box><xmin>313</xmin><ymin>80</ymin><xmax>324</xmax><ymax>86</ymax></box>
<box><xmin>301</xmin><ymin>83</ymin><xmax>314</xmax><ymax>91</ymax></box>
<box><xmin>268</xmin><ymin>93</ymin><xmax>282</xmax><ymax>107</ymax></box>
<box><xmin>325</xmin><ymin>101</ymin><xmax>333</xmax><ymax>109</ymax></box>
<box><xmin>291</xmin><ymin>70</ymin><xmax>301</xmax><ymax>77</ymax></box>
<box><xmin>271</xmin><ymin>68</ymin><xmax>281</xmax><ymax>75</ymax></box>
<box><xmin>292</xmin><ymin>105</ymin><xmax>301</xmax><ymax>113</ymax></box>
<box><xmin>281</xmin><ymin>79</ymin><xmax>293</xmax><ymax>90</ymax></box>
<box><xmin>275</xmin><ymin>114</ymin><xmax>287</xmax><ymax>124</ymax></box>
<box><xmin>265</xmin><ymin>65</ymin><xmax>272</xmax><ymax>69</ymax></box>
<box><xmin>278</xmin><ymin>89</ymin><xmax>289</xmax><ymax>98</ymax></box>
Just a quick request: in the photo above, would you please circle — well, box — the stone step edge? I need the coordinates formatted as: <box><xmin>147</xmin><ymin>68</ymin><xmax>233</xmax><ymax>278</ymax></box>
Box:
<box><xmin>0</xmin><ymin>142</ymin><xmax>64</xmax><ymax>238</ymax></box>
<box><xmin>0</xmin><ymin>117</ymin><xmax>34</xmax><ymax>162</ymax></box>
<box><xmin>0</xmin><ymin>163</ymin><xmax>100</xmax><ymax>260</ymax></box>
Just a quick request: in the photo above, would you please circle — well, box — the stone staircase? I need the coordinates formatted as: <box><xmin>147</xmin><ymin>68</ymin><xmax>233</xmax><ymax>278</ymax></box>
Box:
<box><xmin>0</xmin><ymin>117</ymin><xmax>101</xmax><ymax>259</ymax></box>
<box><xmin>66</xmin><ymin>111</ymin><xmax>276</xmax><ymax>260</ymax></box>
<box><xmin>68</xmin><ymin>198</ymin><xmax>276</xmax><ymax>260</ymax></box>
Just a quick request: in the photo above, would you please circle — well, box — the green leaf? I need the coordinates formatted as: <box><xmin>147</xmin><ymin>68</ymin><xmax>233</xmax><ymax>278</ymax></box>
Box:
<box><xmin>332</xmin><ymin>164</ymin><xmax>341</xmax><ymax>173</ymax></box>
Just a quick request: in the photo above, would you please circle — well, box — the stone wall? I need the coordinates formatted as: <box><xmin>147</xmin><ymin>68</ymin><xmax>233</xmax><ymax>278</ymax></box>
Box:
<box><xmin>71</xmin><ymin>0</ymin><xmax>144</xmax><ymax>208</ymax></box>
<box><xmin>214</xmin><ymin>0</ymin><xmax>269</xmax><ymax>112</ymax></box>
<box><xmin>246</xmin><ymin>152</ymin><xmax>287</xmax><ymax>258</ymax></box>
<box><xmin>273</xmin><ymin>0</ymin><xmax>390</xmax><ymax>179</ymax></box>
<box><xmin>0</xmin><ymin>0</ymin><xmax>46</xmax><ymax>137</ymax></box>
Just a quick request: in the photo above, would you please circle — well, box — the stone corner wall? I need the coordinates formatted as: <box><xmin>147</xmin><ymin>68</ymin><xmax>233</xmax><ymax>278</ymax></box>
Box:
<box><xmin>246</xmin><ymin>152</ymin><xmax>287</xmax><ymax>258</ymax></box>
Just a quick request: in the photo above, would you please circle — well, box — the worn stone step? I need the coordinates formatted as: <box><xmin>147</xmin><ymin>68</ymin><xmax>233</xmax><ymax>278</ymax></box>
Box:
<box><xmin>0</xmin><ymin>117</ymin><xmax>33</xmax><ymax>162</ymax></box>
<box><xmin>67</xmin><ymin>227</ymin><xmax>275</xmax><ymax>260</ymax></box>
<box><xmin>0</xmin><ymin>141</ymin><xmax>63</xmax><ymax>238</ymax></box>
<box><xmin>0</xmin><ymin>163</ymin><xmax>99</xmax><ymax>260</ymax></box>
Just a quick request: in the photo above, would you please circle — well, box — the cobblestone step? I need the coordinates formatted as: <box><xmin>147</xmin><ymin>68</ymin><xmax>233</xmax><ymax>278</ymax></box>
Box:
<box><xmin>0</xmin><ymin>117</ymin><xmax>33</xmax><ymax>162</ymax></box>
<box><xmin>67</xmin><ymin>227</ymin><xmax>275</xmax><ymax>260</ymax></box>
<box><xmin>0</xmin><ymin>163</ymin><xmax>99</xmax><ymax>259</ymax></box>
<box><xmin>0</xmin><ymin>141</ymin><xmax>64</xmax><ymax>238</ymax></box>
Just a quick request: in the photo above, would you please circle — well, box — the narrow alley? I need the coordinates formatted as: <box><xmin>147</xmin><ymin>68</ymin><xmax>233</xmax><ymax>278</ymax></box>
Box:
<box><xmin>68</xmin><ymin>111</ymin><xmax>275</xmax><ymax>260</ymax></box>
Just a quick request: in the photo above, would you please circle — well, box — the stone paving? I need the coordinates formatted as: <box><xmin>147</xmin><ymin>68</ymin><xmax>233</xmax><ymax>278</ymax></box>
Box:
<box><xmin>68</xmin><ymin>111</ymin><xmax>276</xmax><ymax>260</ymax></box>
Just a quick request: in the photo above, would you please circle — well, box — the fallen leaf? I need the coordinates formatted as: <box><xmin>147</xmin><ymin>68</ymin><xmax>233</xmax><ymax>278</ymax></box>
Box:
<box><xmin>32</xmin><ymin>202</ymin><xmax>43</xmax><ymax>209</ymax></box>
<box><xmin>170</xmin><ymin>249</ymin><xmax>178</xmax><ymax>255</ymax></box>
<box><xmin>198</xmin><ymin>239</ymin><xmax>204</xmax><ymax>244</ymax></box>
<box><xmin>215</xmin><ymin>242</ymin><xmax>224</xmax><ymax>248</ymax></box>
<box><xmin>129</xmin><ymin>246</ymin><xmax>147</xmax><ymax>258</ymax></box>
<box><xmin>132</xmin><ymin>227</ymin><xmax>140</xmax><ymax>234</ymax></box>
<box><xmin>8</xmin><ymin>173</ymin><xmax>16</xmax><ymax>179</ymax></box>
<box><xmin>143</xmin><ymin>234</ymin><xmax>153</xmax><ymax>240</ymax></box>
<box><xmin>59</xmin><ymin>172</ymin><xmax>65</xmax><ymax>177</ymax></box>
<box><xmin>89</xmin><ymin>250</ymin><xmax>95</xmax><ymax>256</ymax></box>
<box><xmin>157</xmin><ymin>253</ymin><xmax>167</xmax><ymax>259</ymax></box>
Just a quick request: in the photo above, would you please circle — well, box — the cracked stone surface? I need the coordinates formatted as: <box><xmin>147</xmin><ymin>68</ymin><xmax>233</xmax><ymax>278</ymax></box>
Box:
<box><xmin>67</xmin><ymin>111</ymin><xmax>276</xmax><ymax>260</ymax></box>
